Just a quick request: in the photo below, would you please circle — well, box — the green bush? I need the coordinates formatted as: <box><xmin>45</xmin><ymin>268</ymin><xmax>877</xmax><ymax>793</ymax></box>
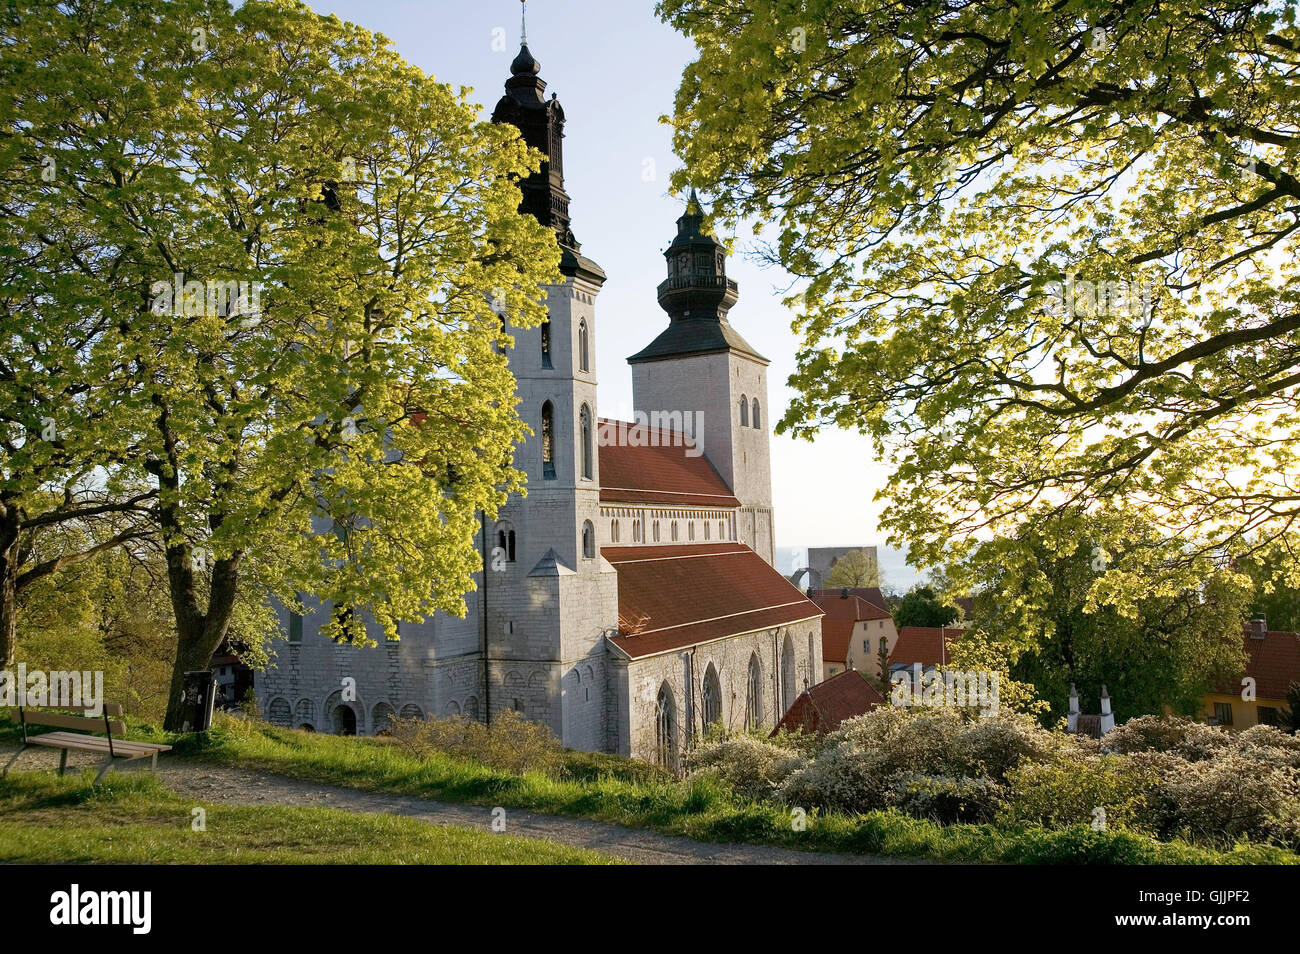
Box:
<box><xmin>387</xmin><ymin>710</ymin><xmax>564</xmax><ymax>776</ymax></box>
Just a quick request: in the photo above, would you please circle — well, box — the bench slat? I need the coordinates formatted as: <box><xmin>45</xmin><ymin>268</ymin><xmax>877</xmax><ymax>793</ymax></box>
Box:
<box><xmin>31</xmin><ymin>738</ymin><xmax>172</xmax><ymax>759</ymax></box>
<box><xmin>28</xmin><ymin>733</ymin><xmax>170</xmax><ymax>757</ymax></box>
<box><xmin>21</xmin><ymin>711</ymin><xmax>126</xmax><ymax>736</ymax></box>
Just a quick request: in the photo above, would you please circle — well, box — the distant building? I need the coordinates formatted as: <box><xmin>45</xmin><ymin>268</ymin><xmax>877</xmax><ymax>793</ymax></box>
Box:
<box><xmin>1202</xmin><ymin>618</ymin><xmax>1300</xmax><ymax>731</ymax></box>
<box><xmin>772</xmin><ymin>669</ymin><xmax>885</xmax><ymax>736</ymax></box>
<box><xmin>887</xmin><ymin>625</ymin><xmax>964</xmax><ymax>674</ymax></box>
<box><xmin>811</xmin><ymin>588</ymin><xmax>897</xmax><ymax>677</ymax></box>
<box><xmin>794</xmin><ymin>547</ymin><xmax>879</xmax><ymax>590</ymax></box>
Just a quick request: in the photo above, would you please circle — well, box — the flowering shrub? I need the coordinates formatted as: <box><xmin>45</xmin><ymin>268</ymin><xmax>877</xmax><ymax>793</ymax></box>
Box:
<box><xmin>685</xmin><ymin>734</ymin><xmax>804</xmax><ymax>801</ymax></box>
<box><xmin>687</xmin><ymin>708</ymin><xmax>1300</xmax><ymax>850</ymax></box>
<box><xmin>387</xmin><ymin>710</ymin><xmax>563</xmax><ymax>776</ymax></box>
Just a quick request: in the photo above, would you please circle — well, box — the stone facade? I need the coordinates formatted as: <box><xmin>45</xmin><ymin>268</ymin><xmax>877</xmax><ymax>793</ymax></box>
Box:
<box><xmin>254</xmin><ymin>38</ymin><xmax>822</xmax><ymax>766</ymax></box>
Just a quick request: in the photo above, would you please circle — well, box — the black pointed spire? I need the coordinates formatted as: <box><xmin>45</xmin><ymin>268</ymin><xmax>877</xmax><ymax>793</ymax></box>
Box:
<box><xmin>490</xmin><ymin>17</ymin><xmax>604</xmax><ymax>284</ymax></box>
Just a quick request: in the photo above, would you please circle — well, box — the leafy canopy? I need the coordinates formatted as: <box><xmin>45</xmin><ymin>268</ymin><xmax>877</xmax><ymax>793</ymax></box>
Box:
<box><xmin>660</xmin><ymin>0</ymin><xmax>1300</xmax><ymax>590</ymax></box>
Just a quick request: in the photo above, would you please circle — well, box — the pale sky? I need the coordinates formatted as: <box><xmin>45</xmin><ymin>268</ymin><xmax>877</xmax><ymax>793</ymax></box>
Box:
<box><xmin>303</xmin><ymin>0</ymin><xmax>903</xmax><ymax>564</ymax></box>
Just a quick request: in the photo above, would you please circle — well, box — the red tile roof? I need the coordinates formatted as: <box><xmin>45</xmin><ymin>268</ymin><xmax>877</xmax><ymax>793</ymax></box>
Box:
<box><xmin>1217</xmin><ymin>629</ymin><xmax>1300</xmax><ymax>700</ymax></box>
<box><xmin>604</xmin><ymin>543</ymin><xmax>823</xmax><ymax>659</ymax></box>
<box><xmin>597</xmin><ymin>419</ymin><xmax>740</xmax><ymax>508</ymax></box>
<box><xmin>821</xmin><ymin>618</ymin><xmax>854</xmax><ymax>665</ymax></box>
<box><xmin>812</xmin><ymin>587</ymin><xmax>890</xmax><ymax>612</ymax></box>
<box><xmin>811</xmin><ymin>592</ymin><xmax>893</xmax><ymax>623</ymax></box>
<box><xmin>771</xmin><ymin>670</ymin><xmax>885</xmax><ymax>736</ymax></box>
<box><xmin>888</xmin><ymin>626</ymin><xmax>964</xmax><ymax>669</ymax></box>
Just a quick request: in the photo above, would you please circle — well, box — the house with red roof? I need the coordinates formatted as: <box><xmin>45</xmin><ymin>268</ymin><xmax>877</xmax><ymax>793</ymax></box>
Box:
<box><xmin>255</xmin><ymin>35</ymin><xmax>824</xmax><ymax>772</ymax></box>
<box><xmin>810</xmin><ymin>588</ymin><xmax>898</xmax><ymax>678</ymax></box>
<box><xmin>771</xmin><ymin>669</ymin><xmax>885</xmax><ymax>736</ymax></box>
<box><xmin>887</xmin><ymin>625</ymin><xmax>965</xmax><ymax>674</ymax></box>
<box><xmin>1201</xmin><ymin>618</ymin><xmax>1300</xmax><ymax>731</ymax></box>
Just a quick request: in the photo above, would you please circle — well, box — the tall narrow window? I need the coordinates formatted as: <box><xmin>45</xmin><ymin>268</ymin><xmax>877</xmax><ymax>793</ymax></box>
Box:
<box><xmin>288</xmin><ymin>610</ymin><xmax>303</xmax><ymax>644</ymax></box>
<box><xmin>495</xmin><ymin>521</ymin><xmax>516</xmax><ymax>562</ymax></box>
<box><xmin>541</xmin><ymin>401</ymin><xmax>556</xmax><ymax>479</ymax></box>
<box><xmin>582</xmin><ymin>520</ymin><xmax>595</xmax><ymax>559</ymax></box>
<box><xmin>739</xmin><ymin>394</ymin><xmax>749</xmax><ymax>427</ymax></box>
<box><xmin>751</xmin><ymin>398</ymin><xmax>761</xmax><ymax>429</ymax></box>
<box><xmin>701</xmin><ymin>663</ymin><xmax>722</xmax><ymax>731</ymax></box>
<box><xmin>653</xmin><ymin>521</ymin><xmax>661</xmax><ymax>542</ymax></box>
<box><xmin>746</xmin><ymin>654</ymin><xmax>763</xmax><ymax>731</ymax></box>
<box><xmin>580</xmin><ymin>404</ymin><xmax>593</xmax><ymax>480</ymax></box>
<box><xmin>540</xmin><ymin>320</ymin><xmax>552</xmax><ymax>368</ymax></box>
<box><xmin>655</xmin><ymin>684</ymin><xmax>676</xmax><ymax>771</ymax></box>
<box><xmin>578</xmin><ymin>319</ymin><xmax>589</xmax><ymax>372</ymax></box>
<box><xmin>671</xmin><ymin>521</ymin><xmax>679</xmax><ymax>542</ymax></box>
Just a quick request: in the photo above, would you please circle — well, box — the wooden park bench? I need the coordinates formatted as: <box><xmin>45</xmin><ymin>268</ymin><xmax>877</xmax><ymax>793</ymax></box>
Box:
<box><xmin>3</xmin><ymin>703</ymin><xmax>171</xmax><ymax>784</ymax></box>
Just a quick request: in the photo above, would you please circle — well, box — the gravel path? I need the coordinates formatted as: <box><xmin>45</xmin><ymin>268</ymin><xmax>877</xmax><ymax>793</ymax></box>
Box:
<box><xmin>2</xmin><ymin>743</ymin><xmax>924</xmax><ymax>865</ymax></box>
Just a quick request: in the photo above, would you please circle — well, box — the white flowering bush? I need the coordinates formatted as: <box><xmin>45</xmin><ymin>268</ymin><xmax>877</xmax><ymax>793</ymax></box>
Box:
<box><xmin>685</xmin><ymin>734</ymin><xmax>806</xmax><ymax>801</ymax></box>
<box><xmin>686</xmin><ymin>709</ymin><xmax>1300</xmax><ymax>850</ymax></box>
<box><xmin>1105</xmin><ymin>715</ymin><xmax>1233</xmax><ymax>761</ymax></box>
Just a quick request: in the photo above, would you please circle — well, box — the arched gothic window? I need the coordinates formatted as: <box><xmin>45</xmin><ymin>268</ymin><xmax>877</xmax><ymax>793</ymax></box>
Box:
<box><xmin>540</xmin><ymin>320</ymin><xmax>552</xmax><ymax>368</ymax></box>
<box><xmin>701</xmin><ymin>663</ymin><xmax>722</xmax><ymax>731</ymax></box>
<box><xmin>581</xmin><ymin>520</ymin><xmax>595</xmax><ymax>559</ymax></box>
<box><xmin>578</xmin><ymin>319</ymin><xmax>589</xmax><ymax>372</ymax></box>
<box><xmin>739</xmin><ymin>394</ymin><xmax>749</xmax><ymax>427</ymax></box>
<box><xmin>541</xmin><ymin>401</ymin><xmax>556</xmax><ymax>479</ymax></box>
<box><xmin>495</xmin><ymin>520</ymin><xmax>516</xmax><ymax>563</ymax></box>
<box><xmin>751</xmin><ymin>398</ymin><xmax>761</xmax><ymax>429</ymax></box>
<box><xmin>746</xmin><ymin>654</ymin><xmax>763</xmax><ymax>731</ymax></box>
<box><xmin>655</xmin><ymin>684</ymin><xmax>677</xmax><ymax>771</ymax></box>
<box><xmin>580</xmin><ymin>404</ymin><xmax>593</xmax><ymax>480</ymax></box>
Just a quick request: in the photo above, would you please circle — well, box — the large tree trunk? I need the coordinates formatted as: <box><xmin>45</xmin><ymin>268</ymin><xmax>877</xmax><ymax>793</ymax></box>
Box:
<box><xmin>0</xmin><ymin>507</ymin><xmax>21</xmax><ymax>671</ymax></box>
<box><xmin>161</xmin><ymin>548</ymin><xmax>243</xmax><ymax>732</ymax></box>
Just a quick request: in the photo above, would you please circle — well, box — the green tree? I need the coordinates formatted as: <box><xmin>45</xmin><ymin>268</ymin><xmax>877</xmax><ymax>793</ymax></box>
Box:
<box><xmin>894</xmin><ymin>585</ymin><xmax>960</xmax><ymax>629</ymax></box>
<box><xmin>659</xmin><ymin>0</ymin><xmax>1300</xmax><ymax>587</ymax></box>
<box><xmin>6</xmin><ymin>0</ymin><xmax>561</xmax><ymax>728</ymax></box>
<box><xmin>960</xmin><ymin>514</ymin><xmax>1253</xmax><ymax>723</ymax></box>
<box><xmin>1238</xmin><ymin>549</ymin><xmax>1300</xmax><ymax>631</ymax></box>
<box><xmin>825</xmin><ymin>548</ymin><xmax>880</xmax><ymax>588</ymax></box>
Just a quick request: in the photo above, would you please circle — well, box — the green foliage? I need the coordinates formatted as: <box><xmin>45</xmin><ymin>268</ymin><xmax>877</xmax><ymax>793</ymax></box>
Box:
<box><xmin>893</xmin><ymin>585</ymin><xmax>960</xmax><ymax>628</ymax></box>
<box><xmin>33</xmin><ymin>710</ymin><xmax>1286</xmax><ymax>864</ymax></box>
<box><xmin>387</xmin><ymin>710</ymin><xmax>566</xmax><ymax>777</ymax></box>
<box><xmin>658</xmin><ymin>0</ymin><xmax>1300</xmax><ymax>591</ymax></box>
<box><xmin>2</xmin><ymin>0</ymin><xmax>564</xmax><ymax>723</ymax></box>
<box><xmin>958</xmin><ymin>514</ymin><xmax>1252</xmax><ymax>723</ymax></box>
<box><xmin>824</xmin><ymin>549</ymin><xmax>880</xmax><ymax>588</ymax></box>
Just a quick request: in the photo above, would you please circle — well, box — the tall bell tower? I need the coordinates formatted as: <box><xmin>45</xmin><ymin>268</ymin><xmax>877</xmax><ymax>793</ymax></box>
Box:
<box><xmin>629</xmin><ymin>192</ymin><xmax>776</xmax><ymax>563</ymax></box>
<box><xmin>487</xmin><ymin>13</ymin><xmax>618</xmax><ymax>751</ymax></box>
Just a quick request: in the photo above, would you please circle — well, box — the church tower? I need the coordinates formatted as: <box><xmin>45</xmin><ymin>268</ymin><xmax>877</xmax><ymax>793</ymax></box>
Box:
<box><xmin>487</xmin><ymin>23</ymin><xmax>618</xmax><ymax>751</ymax></box>
<box><xmin>629</xmin><ymin>192</ymin><xmax>776</xmax><ymax>563</ymax></box>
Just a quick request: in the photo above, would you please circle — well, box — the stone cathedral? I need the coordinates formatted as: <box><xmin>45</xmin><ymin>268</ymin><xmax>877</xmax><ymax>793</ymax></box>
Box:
<box><xmin>255</xmin><ymin>39</ymin><xmax>823</xmax><ymax>768</ymax></box>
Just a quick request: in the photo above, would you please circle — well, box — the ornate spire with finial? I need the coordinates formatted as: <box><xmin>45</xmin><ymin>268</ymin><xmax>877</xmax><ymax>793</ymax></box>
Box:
<box><xmin>628</xmin><ymin>190</ymin><xmax>766</xmax><ymax>364</ymax></box>
<box><xmin>491</xmin><ymin>4</ymin><xmax>604</xmax><ymax>283</ymax></box>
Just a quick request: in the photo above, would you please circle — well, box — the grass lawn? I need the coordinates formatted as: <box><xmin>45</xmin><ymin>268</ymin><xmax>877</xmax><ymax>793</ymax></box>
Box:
<box><xmin>103</xmin><ymin>715</ymin><xmax>1297</xmax><ymax>865</ymax></box>
<box><xmin>0</xmin><ymin>770</ymin><xmax>618</xmax><ymax>865</ymax></box>
<box><xmin>3</xmin><ymin>713</ymin><xmax>1296</xmax><ymax>865</ymax></box>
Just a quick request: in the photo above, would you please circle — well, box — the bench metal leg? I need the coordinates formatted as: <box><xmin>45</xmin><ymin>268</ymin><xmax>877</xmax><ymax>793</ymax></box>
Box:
<box><xmin>2</xmin><ymin>744</ymin><xmax>29</xmax><ymax>777</ymax></box>
<box><xmin>94</xmin><ymin>758</ymin><xmax>115</xmax><ymax>785</ymax></box>
<box><xmin>58</xmin><ymin>749</ymin><xmax>68</xmax><ymax>777</ymax></box>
